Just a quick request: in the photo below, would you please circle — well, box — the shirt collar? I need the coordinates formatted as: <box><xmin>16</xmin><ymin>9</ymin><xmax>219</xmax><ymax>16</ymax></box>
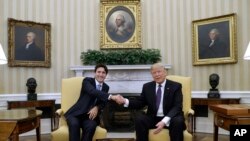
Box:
<box><xmin>95</xmin><ymin>79</ymin><xmax>103</xmax><ymax>86</ymax></box>
<box><xmin>156</xmin><ymin>79</ymin><xmax>166</xmax><ymax>87</ymax></box>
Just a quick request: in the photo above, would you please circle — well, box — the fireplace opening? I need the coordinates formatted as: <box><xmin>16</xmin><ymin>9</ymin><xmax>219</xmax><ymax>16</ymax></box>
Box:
<box><xmin>102</xmin><ymin>94</ymin><xmax>144</xmax><ymax>132</ymax></box>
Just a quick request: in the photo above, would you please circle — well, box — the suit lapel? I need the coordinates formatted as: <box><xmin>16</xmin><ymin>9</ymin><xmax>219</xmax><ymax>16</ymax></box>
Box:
<box><xmin>90</xmin><ymin>78</ymin><xmax>96</xmax><ymax>87</ymax></box>
<box><xmin>163</xmin><ymin>80</ymin><xmax>170</xmax><ymax>109</ymax></box>
<box><xmin>149</xmin><ymin>82</ymin><xmax>157</xmax><ymax>110</ymax></box>
<box><xmin>102</xmin><ymin>83</ymin><xmax>108</xmax><ymax>93</ymax></box>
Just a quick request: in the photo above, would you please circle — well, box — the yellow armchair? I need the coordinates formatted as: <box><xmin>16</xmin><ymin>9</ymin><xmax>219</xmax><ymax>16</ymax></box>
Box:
<box><xmin>148</xmin><ymin>75</ymin><xmax>194</xmax><ymax>141</ymax></box>
<box><xmin>51</xmin><ymin>77</ymin><xmax>107</xmax><ymax>141</ymax></box>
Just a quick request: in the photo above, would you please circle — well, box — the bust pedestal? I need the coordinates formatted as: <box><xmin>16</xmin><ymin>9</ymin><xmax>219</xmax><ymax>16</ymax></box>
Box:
<box><xmin>207</xmin><ymin>89</ymin><xmax>220</xmax><ymax>98</ymax></box>
<box><xmin>27</xmin><ymin>93</ymin><xmax>37</xmax><ymax>101</ymax></box>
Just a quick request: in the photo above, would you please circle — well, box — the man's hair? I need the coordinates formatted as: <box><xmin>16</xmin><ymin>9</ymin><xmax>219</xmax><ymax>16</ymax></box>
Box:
<box><xmin>116</xmin><ymin>14</ymin><xmax>125</xmax><ymax>24</ymax></box>
<box><xmin>150</xmin><ymin>62</ymin><xmax>165</xmax><ymax>71</ymax></box>
<box><xmin>94</xmin><ymin>64</ymin><xmax>108</xmax><ymax>74</ymax></box>
<box><xmin>27</xmin><ymin>32</ymin><xmax>36</xmax><ymax>39</ymax></box>
<box><xmin>210</xmin><ymin>28</ymin><xmax>220</xmax><ymax>35</ymax></box>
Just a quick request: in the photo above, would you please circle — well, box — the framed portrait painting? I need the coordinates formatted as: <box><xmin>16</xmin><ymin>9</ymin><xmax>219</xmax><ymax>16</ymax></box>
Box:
<box><xmin>8</xmin><ymin>18</ymin><xmax>51</xmax><ymax>67</ymax></box>
<box><xmin>192</xmin><ymin>13</ymin><xmax>237</xmax><ymax>66</ymax></box>
<box><xmin>100</xmin><ymin>0</ymin><xmax>141</xmax><ymax>49</ymax></box>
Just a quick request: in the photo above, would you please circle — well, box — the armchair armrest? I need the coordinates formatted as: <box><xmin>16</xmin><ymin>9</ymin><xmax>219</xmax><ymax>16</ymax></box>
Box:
<box><xmin>187</xmin><ymin>109</ymin><xmax>194</xmax><ymax>115</ymax></box>
<box><xmin>54</xmin><ymin>109</ymin><xmax>64</xmax><ymax>130</ymax></box>
<box><xmin>55</xmin><ymin>109</ymin><xmax>64</xmax><ymax>116</ymax></box>
<box><xmin>186</xmin><ymin>108</ymin><xmax>195</xmax><ymax>134</ymax></box>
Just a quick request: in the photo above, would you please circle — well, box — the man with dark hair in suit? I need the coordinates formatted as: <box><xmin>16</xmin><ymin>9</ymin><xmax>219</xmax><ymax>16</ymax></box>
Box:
<box><xmin>15</xmin><ymin>32</ymin><xmax>44</xmax><ymax>61</ymax></box>
<box><xmin>117</xmin><ymin>62</ymin><xmax>186</xmax><ymax>141</ymax></box>
<box><xmin>64</xmin><ymin>64</ymin><xmax>123</xmax><ymax>141</ymax></box>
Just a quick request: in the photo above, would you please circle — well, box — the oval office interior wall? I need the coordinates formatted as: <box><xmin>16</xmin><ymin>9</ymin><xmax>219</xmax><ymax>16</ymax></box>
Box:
<box><xmin>0</xmin><ymin>0</ymin><xmax>250</xmax><ymax>136</ymax></box>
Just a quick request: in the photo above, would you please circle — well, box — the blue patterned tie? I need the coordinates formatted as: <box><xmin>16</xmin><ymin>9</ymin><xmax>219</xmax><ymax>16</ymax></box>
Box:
<box><xmin>156</xmin><ymin>84</ymin><xmax>162</xmax><ymax>110</ymax></box>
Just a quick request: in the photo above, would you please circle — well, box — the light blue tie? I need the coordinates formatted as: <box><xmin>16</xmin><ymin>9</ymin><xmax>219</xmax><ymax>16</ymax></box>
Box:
<box><xmin>94</xmin><ymin>84</ymin><xmax>102</xmax><ymax>105</ymax></box>
<box><xmin>97</xmin><ymin>84</ymin><xmax>102</xmax><ymax>90</ymax></box>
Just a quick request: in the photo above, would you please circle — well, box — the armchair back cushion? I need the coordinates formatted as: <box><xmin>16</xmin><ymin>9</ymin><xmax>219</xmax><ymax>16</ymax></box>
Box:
<box><xmin>167</xmin><ymin>75</ymin><xmax>191</xmax><ymax>118</ymax></box>
<box><xmin>61</xmin><ymin>77</ymin><xmax>84</xmax><ymax>113</ymax></box>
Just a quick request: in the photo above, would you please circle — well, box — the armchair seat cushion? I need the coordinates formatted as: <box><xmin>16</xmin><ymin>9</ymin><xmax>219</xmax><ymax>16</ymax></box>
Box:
<box><xmin>51</xmin><ymin>126</ymin><xmax>69</xmax><ymax>141</ymax></box>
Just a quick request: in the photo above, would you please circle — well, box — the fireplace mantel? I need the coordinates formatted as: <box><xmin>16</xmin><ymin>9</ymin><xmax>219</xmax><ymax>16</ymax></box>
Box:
<box><xmin>70</xmin><ymin>64</ymin><xmax>171</xmax><ymax>93</ymax></box>
<box><xmin>70</xmin><ymin>64</ymin><xmax>171</xmax><ymax>76</ymax></box>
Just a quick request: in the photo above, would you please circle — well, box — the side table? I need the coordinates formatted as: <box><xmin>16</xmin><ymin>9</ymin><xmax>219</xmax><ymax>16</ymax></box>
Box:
<box><xmin>7</xmin><ymin>100</ymin><xmax>56</xmax><ymax>131</ymax></box>
<box><xmin>210</xmin><ymin>104</ymin><xmax>250</xmax><ymax>141</ymax></box>
<box><xmin>0</xmin><ymin>109</ymin><xmax>42</xmax><ymax>141</ymax></box>
<box><xmin>191</xmin><ymin>98</ymin><xmax>240</xmax><ymax>132</ymax></box>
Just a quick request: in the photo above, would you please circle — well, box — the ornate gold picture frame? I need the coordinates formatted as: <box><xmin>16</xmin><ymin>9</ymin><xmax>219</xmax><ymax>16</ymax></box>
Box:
<box><xmin>192</xmin><ymin>13</ymin><xmax>237</xmax><ymax>66</ymax></box>
<box><xmin>8</xmin><ymin>18</ymin><xmax>51</xmax><ymax>67</ymax></box>
<box><xmin>100</xmin><ymin>0</ymin><xmax>141</xmax><ymax>49</ymax></box>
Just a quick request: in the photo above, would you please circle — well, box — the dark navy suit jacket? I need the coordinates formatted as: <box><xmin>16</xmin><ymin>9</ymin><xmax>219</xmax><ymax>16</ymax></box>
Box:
<box><xmin>64</xmin><ymin>77</ymin><xmax>110</xmax><ymax>121</ymax></box>
<box><xmin>128</xmin><ymin>79</ymin><xmax>184</xmax><ymax>119</ymax></box>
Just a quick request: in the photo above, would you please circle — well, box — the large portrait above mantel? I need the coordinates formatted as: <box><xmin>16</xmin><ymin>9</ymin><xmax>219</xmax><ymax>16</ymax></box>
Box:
<box><xmin>100</xmin><ymin>0</ymin><xmax>141</xmax><ymax>49</ymax></box>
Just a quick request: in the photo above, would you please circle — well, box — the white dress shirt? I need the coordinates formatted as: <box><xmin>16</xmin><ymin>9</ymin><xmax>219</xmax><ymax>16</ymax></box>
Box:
<box><xmin>124</xmin><ymin>80</ymin><xmax>171</xmax><ymax>127</ymax></box>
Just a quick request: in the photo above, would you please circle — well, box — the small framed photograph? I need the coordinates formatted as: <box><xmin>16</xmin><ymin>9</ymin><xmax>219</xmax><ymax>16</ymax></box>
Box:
<box><xmin>192</xmin><ymin>13</ymin><xmax>237</xmax><ymax>66</ymax></box>
<box><xmin>100</xmin><ymin>0</ymin><xmax>141</xmax><ymax>49</ymax></box>
<box><xmin>8</xmin><ymin>18</ymin><xmax>51</xmax><ymax>67</ymax></box>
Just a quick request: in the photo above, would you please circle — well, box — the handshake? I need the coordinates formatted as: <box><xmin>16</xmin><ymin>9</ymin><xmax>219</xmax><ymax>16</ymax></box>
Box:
<box><xmin>110</xmin><ymin>94</ymin><xmax>126</xmax><ymax>105</ymax></box>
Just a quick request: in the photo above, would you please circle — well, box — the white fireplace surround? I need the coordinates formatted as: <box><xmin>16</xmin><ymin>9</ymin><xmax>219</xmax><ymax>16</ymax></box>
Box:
<box><xmin>70</xmin><ymin>64</ymin><xmax>172</xmax><ymax>94</ymax></box>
